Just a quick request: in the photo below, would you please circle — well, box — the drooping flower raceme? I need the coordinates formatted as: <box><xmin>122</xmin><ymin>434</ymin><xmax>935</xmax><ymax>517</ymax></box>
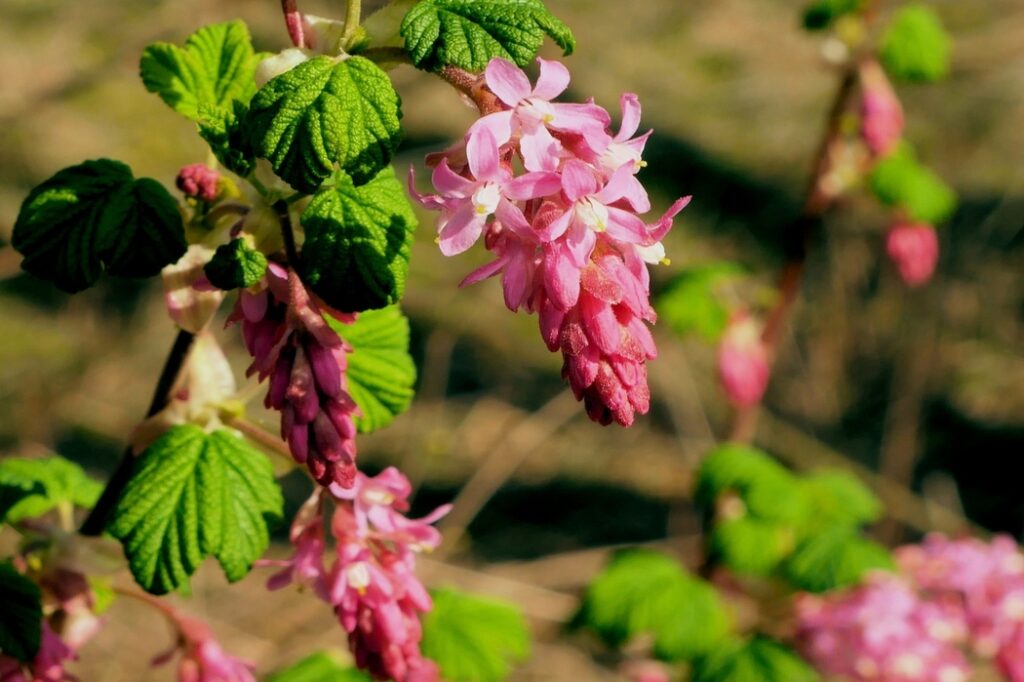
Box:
<box><xmin>230</xmin><ymin>263</ymin><xmax>360</xmax><ymax>488</ymax></box>
<box><xmin>412</xmin><ymin>57</ymin><xmax>689</xmax><ymax>426</ymax></box>
<box><xmin>886</xmin><ymin>221</ymin><xmax>939</xmax><ymax>287</ymax></box>
<box><xmin>717</xmin><ymin>313</ymin><xmax>770</xmax><ymax>408</ymax></box>
<box><xmin>264</xmin><ymin>469</ymin><xmax>450</xmax><ymax>682</ymax></box>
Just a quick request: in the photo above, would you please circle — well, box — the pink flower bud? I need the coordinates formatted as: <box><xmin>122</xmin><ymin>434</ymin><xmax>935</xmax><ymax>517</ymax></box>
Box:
<box><xmin>886</xmin><ymin>222</ymin><xmax>939</xmax><ymax>287</ymax></box>
<box><xmin>718</xmin><ymin>315</ymin><xmax>770</xmax><ymax>408</ymax></box>
<box><xmin>176</xmin><ymin>163</ymin><xmax>221</xmax><ymax>202</ymax></box>
<box><xmin>860</xmin><ymin>60</ymin><xmax>905</xmax><ymax>158</ymax></box>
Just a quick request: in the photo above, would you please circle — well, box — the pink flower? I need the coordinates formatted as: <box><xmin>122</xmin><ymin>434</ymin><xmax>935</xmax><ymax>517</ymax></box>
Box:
<box><xmin>886</xmin><ymin>222</ymin><xmax>939</xmax><ymax>287</ymax></box>
<box><xmin>176</xmin><ymin>163</ymin><xmax>221</xmax><ymax>202</ymax></box>
<box><xmin>174</xmin><ymin>620</ymin><xmax>255</xmax><ymax>682</ymax></box>
<box><xmin>231</xmin><ymin>263</ymin><xmax>360</xmax><ymax>488</ymax></box>
<box><xmin>262</xmin><ymin>490</ymin><xmax>328</xmax><ymax>597</ymax></box>
<box><xmin>860</xmin><ymin>60</ymin><xmax>905</xmax><ymax>158</ymax></box>
<box><xmin>0</xmin><ymin>623</ymin><xmax>76</xmax><ymax>682</ymax></box>
<box><xmin>718</xmin><ymin>314</ymin><xmax>770</xmax><ymax>408</ymax></box>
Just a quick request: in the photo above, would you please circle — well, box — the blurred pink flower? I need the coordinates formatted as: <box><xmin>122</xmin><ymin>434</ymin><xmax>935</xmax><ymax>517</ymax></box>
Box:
<box><xmin>886</xmin><ymin>222</ymin><xmax>939</xmax><ymax>287</ymax></box>
<box><xmin>717</xmin><ymin>314</ymin><xmax>770</xmax><ymax>408</ymax></box>
<box><xmin>860</xmin><ymin>60</ymin><xmax>905</xmax><ymax>158</ymax></box>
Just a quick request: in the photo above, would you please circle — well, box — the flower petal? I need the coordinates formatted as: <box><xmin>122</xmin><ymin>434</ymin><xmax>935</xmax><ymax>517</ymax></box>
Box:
<box><xmin>431</xmin><ymin>159</ymin><xmax>473</xmax><ymax>196</ymax></box>
<box><xmin>647</xmin><ymin>195</ymin><xmax>692</xmax><ymax>243</ymax></box>
<box><xmin>532</xmin><ymin>58</ymin><xmax>571</xmax><ymax>100</ymax></box>
<box><xmin>519</xmin><ymin>124</ymin><xmax>561</xmax><ymax>172</ymax></box>
<box><xmin>485</xmin><ymin>58</ymin><xmax>532</xmax><ymax>106</ymax></box>
<box><xmin>466</xmin><ymin>125</ymin><xmax>500</xmax><ymax>181</ymax></box>
<box><xmin>438</xmin><ymin>202</ymin><xmax>485</xmax><ymax>256</ymax></box>
<box><xmin>615</xmin><ymin>93</ymin><xmax>642</xmax><ymax>141</ymax></box>
<box><xmin>560</xmin><ymin>159</ymin><xmax>600</xmax><ymax>202</ymax></box>
<box><xmin>505</xmin><ymin>171</ymin><xmax>562</xmax><ymax>201</ymax></box>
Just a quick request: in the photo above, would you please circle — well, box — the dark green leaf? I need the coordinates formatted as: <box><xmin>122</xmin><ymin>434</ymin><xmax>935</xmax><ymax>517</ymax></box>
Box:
<box><xmin>401</xmin><ymin>0</ymin><xmax>576</xmax><ymax>72</ymax></box>
<box><xmin>108</xmin><ymin>425</ymin><xmax>283</xmax><ymax>595</ymax></box>
<box><xmin>266</xmin><ymin>651</ymin><xmax>372</xmax><ymax>682</ymax></box>
<box><xmin>880</xmin><ymin>4</ymin><xmax>952</xmax><ymax>83</ymax></box>
<box><xmin>0</xmin><ymin>456</ymin><xmax>102</xmax><ymax>524</ymax></box>
<box><xmin>12</xmin><ymin>159</ymin><xmax>187</xmax><ymax>293</ymax></box>
<box><xmin>421</xmin><ymin>588</ymin><xmax>530</xmax><ymax>682</ymax></box>
<box><xmin>783</xmin><ymin>527</ymin><xmax>894</xmax><ymax>593</ymax></box>
<box><xmin>802</xmin><ymin>0</ymin><xmax>862</xmax><ymax>31</ymax></box>
<box><xmin>0</xmin><ymin>562</ymin><xmax>43</xmax><ymax>662</ymax></box>
<box><xmin>204</xmin><ymin>238</ymin><xmax>268</xmax><ymax>290</ymax></box>
<box><xmin>657</xmin><ymin>262</ymin><xmax>744</xmax><ymax>341</ymax></box>
<box><xmin>576</xmin><ymin>549</ymin><xmax>732</xmax><ymax>662</ymax></box>
<box><xmin>692</xmin><ymin>636</ymin><xmax>819</xmax><ymax>682</ymax></box>
<box><xmin>301</xmin><ymin>166</ymin><xmax>417</xmax><ymax>313</ymax></box>
<box><xmin>140</xmin><ymin>20</ymin><xmax>262</xmax><ymax>120</ymax></box>
<box><xmin>198</xmin><ymin>100</ymin><xmax>256</xmax><ymax>176</ymax></box>
<box><xmin>870</xmin><ymin>144</ymin><xmax>957</xmax><ymax>223</ymax></box>
<box><xmin>328</xmin><ymin>306</ymin><xmax>417</xmax><ymax>433</ymax></box>
<box><xmin>247</xmin><ymin>56</ymin><xmax>403</xmax><ymax>193</ymax></box>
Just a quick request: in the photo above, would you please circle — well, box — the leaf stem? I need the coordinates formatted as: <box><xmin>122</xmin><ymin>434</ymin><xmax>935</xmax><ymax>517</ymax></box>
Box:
<box><xmin>79</xmin><ymin>329</ymin><xmax>196</xmax><ymax>536</ymax></box>
<box><xmin>341</xmin><ymin>0</ymin><xmax>363</xmax><ymax>49</ymax></box>
<box><xmin>281</xmin><ymin>0</ymin><xmax>308</xmax><ymax>49</ymax></box>
<box><xmin>275</xmin><ymin>200</ymin><xmax>302</xmax><ymax>270</ymax></box>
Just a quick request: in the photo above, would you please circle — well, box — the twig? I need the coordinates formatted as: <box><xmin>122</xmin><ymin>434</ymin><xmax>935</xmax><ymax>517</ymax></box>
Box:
<box><xmin>80</xmin><ymin>330</ymin><xmax>196</xmax><ymax>536</ymax></box>
<box><xmin>341</xmin><ymin>0</ymin><xmax>363</xmax><ymax>50</ymax></box>
<box><xmin>280</xmin><ymin>0</ymin><xmax>308</xmax><ymax>49</ymax></box>
<box><xmin>275</xmin><ymin>200</ymin><xmax>301</xmax><ymax>270</ymax></box>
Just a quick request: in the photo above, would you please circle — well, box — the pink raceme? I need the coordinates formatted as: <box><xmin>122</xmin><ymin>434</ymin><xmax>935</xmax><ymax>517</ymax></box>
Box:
<box><xmin>886</xmin><ymin>222</ymin><xmax>939</xmax><ymax>287</ymax></box>
<box><xmin>412</xmin><ymin>57</ymin><xmax>689</xmax><ymax>426</ymax></box>
<box><xmin>859</xmin><ymin>60</ymin><xmax>905</xmax><ymax>158</ymax></box>
<box><xmin>718</xmin><ymin>314</ymin><xmax>770</xmax><ymax>408</ymax></box>
<box><xmin>176</xmin><ymin>163</ymin><xmax>222</xmax><ymax>202</ymax></box>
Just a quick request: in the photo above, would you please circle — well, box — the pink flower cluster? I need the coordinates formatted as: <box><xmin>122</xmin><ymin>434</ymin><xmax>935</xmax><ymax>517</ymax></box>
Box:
<box><xmin>797</xmin><ymin>535</ymin><xmax>1024</xmax><ymax>682</ymax></box>
<box><xmin>176</xmin><ymin>163</ymin><xmax>222</xmax><ymax>202</ymax></box>
<box><xmin>886</xmin><ymin>222</ymin><xmax>939</xmax><ymax>288</ymax></box>
<box><xmin>231</xmin><ymin>263</ymin><xmax>360</xmax><ymax>488</ymax></box>
<box><xmin>164</xmin><ymin>616</ymin><xmax>256</xmax><ymax>682</ymax></box>
<box><xmin>717</xmin><ymin>313</ymin><xmax>770</xmax><ymax>408</ymax></box>
<box><xmin>412</xmin><ymin>57</ymin><xmax>689</xmax><ymax>426</ymax></box>
<box><xmin>264</xmin><ymin>469</ymin><xmax>450</xmax><ymax>681</ymax></box>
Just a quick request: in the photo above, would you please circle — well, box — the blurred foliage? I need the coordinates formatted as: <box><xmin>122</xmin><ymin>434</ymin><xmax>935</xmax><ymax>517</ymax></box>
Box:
<box><xmin>0</xmin><ymin>455</ymin><xmax>102</xmax><ymax>524</ymax></box>
<box><xmin>266</xmin><ymin>651</ymin><xmax>372</xmax><ymax>682</ymax></box>
<box><xmin>691</xmin><ymin>636</ymin><xmax>819</xmax><ymax>682</ymax></box>
<box><xmin>880</xmin><ymin>4</ymin><xmax>952</xmax><ymax>83</ymax></box>
<box><xmin>870</xmin><ymin>143</ymin><xmax>957</xmax><ymax>224</ymax></box>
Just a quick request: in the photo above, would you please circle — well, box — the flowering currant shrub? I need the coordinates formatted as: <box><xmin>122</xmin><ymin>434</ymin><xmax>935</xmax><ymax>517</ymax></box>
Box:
<box><xmin>0</xmin><ymin>0</ymin><xmax>1000</xmax><ymax>681</ymax></box>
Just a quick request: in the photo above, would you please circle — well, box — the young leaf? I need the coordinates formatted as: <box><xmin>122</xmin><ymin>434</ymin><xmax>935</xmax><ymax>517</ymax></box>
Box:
<box><xmin>108</xmin><ymin>425</ymin><xmax>283</xmax><ymax>595</ymax></box>
<box><xmin>328</xmin><ymin>306</ymin><xmax>417</xmax><ymax>433</ymax></box>
<box><xmin>0</xmin><ymin>563</ymin><xmax>43</xmax><ymax>663</ymax></box>
<box><xmin>204</xmin><ymin>237</ymin><xmax>268</xmax><ymax>290</ymax></box>
<box><xmin>140</xmin><ymin>20</ymin><xmax>262</xmax><ymax>120</ymax></box>
<box><xmin>657</xmin><ymin>262</ymin><xmax>744</xmax><ymax>341</ymax></box>
<box><xmin>696</xmin><ymin>444</ymin><xmax>807</xmax><ymax>524</ymax></box>
<box><xmin>691</xmin><ymin>636</ymin><xmax>819</xmax><ymax>682</ymax></box>
<box><xmin>12</xmin><ymin>159</ymin><xmax>187</xmax><ymax>293</ymax></box>
<box><xmin>266</xmin><ymin>651</ymin><xmax>372</xmax><ymax>682</ymax></box>
<box><xmin>802</xmin><ymin>0</ymin><xmax>862</xmax><ymax>31</ymax></box>
<box><xmin>198</xmin><ymin>101</ymin><xmax>256</xmax><ymax>176</ymax></box>
<box><xmin>401</xmin><ymin>0</ymin><xmax>576</xmax><ymax>72</ymax></box>
<box><xmin>576</xmin><ymin>550</ymin><xmax>732</xmax><ymax>662</ymax></box>
<box><xmin>870</xmin><ymin>144</ymin><xmax>956</xmax><ymax>224</ymax></box>
<box><xmin>421</xmin><ymin>588</ymin><xmax>530</xmax><ymax>682</ymax></box>
<box><xmin>799</xmin><ymin>470</ymin><xmax>883</xmax><ymax>530</ymax></box>
<box><xmin>0</xmin><ymin>456</ymin><xmax>102</xmax><ymax>524</ymax></box>
<box><xmin>880</xmin><ymin>4</ymin><xmax>952</xmax><ymax>83</ymax></box>
<box><xmin>247</xmin><ymin>56</ymin><xmax>403</xmax><ymax>193</ymax></box>
<box><xmin>301</xmin><ymin>166</ymin><xmax>417</xmax><ymax>313</ymax></box>
<box><xmin>710</xmin><ymin>517</ymin><xmax>796</xmax><ymax>577</ymax></box>
<box><xmin>783</xmin><ymin>527</ymin><xmax>894</xmax><ymax>593</ymax></box>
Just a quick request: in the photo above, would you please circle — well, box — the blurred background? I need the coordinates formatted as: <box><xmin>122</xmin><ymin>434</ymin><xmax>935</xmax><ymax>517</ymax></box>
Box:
<box><xmin>0</xmin><ymin>0</ymin><xmax>1022</xmax><ymax>679</ymax></box>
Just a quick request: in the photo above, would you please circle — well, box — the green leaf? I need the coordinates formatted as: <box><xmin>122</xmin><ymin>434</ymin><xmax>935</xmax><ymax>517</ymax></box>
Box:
<box><xmin>247</xmin><ymin>56</ymin><xmax>403</xmax><ymax>193</ymax></box>
<box><xmin>782</xmin><ymin>527</ymin><xmax>894</xmax><ymax>593</ymax></box>
<box><xmin>301</xmin><ymin>166</ymin><xmax>417</xmax><ymax>313</ymax></box>
<box><xmin>576</xmin><ymin>550</ymin><xmax>732</xmax><ymax>662</ymax></box>
<box><xmin>657</xmin><ymin>262</ymin><xmax>744</xmax><ymax>341</ymax></box>
<box><xmin>108</xmin><ymin>425</ymin><xmax>283</xmax><ymax>595</ymax></box>
<box><xmin>198</xmin><ymin>101</ymin><xmax>256</xmax><ymax>176</ymax></box>
<box><xmin>799</xmin><ymin>470</ymin><xmax>883</xmax><ymax>530</ymax></box>
<box><xmin>870</xmin><ymin>144</ymin><xmax>957</xmax><ymax>223</ymax></box>
<box><xmin>0</xmin><ymin>456</ymin><xmax>102</xmax><ymax>524</ymax></box>
<box><xmin>880</xmin><ymin>4</ymin><xmax>952</xmax><ymax>83</ymax></box>
<box><xmin>329</xmin><ymin>306</ymin><xmax>417</xmax><ymax>433</ymax></box>
<box><xmin>421</xmin><ymin>588</ymin><xmax>530</xmax><ymax>682</ymax></box>
<box><xmin>401</xmin><ymin>0</ymin><xmax>576</xmax><ymax>72</ymax></box>
<box><xmin>710</xmin><ymin>517</ymin><xmax>796</xmax><ymax>577</ymax></box>
<box><xmin>140</xmin><ymin>20</ymin><xmax>262</xmax><ymax>120</ymax></box>
<box><xmin>692</xmin><ymin>636</ymin><xmax>819</xmax><ymax>682</ymax></box>
<box><xmin>0</xmin><ymin>562</ymin><xmax>43</xmax><ymax>663</ymax></box>
<box><xmin>204</xmin><ymin>238</ymin><xmax>268</xmax><ymax>290</ymax></box>
<box><xmin>802</xmin><ymin>0</ymin><xmax>862</xmax><ymax>31</ymax></box>
<box><xmin>696</xmin><ymin>445</ymin><xmax>806</xmax><ymax>524</ymax></box>
<box><xmin>266</xmin><ymin>651</ymin><xmax>372</xmax><ymax>682</ymax></box>
<box><xmin>12</xmin><ymin>159</ymin><xmax>187</xmax><ymax>293</ymax></box>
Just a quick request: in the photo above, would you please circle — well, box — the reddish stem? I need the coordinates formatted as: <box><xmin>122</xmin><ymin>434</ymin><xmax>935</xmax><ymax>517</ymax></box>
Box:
<box><xmin>281</xmin><ymin>0</ymin><xmax>308</xmax><ymax>49</ymax></box>
<box><xmin>438</xmin><ymin>66</ymin><xmax>503</xmax><ymax>116</ymax></box>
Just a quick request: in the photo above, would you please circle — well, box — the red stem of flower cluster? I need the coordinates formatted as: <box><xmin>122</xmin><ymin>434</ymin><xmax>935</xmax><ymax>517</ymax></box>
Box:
<box><xmin>281</xmin><ymin>0</ymin><xmax>309</xmax><ymax>49</ymax></box>
<box><xmin>727</xmin><ymin>67</ymin><xmax>859</xmax><ymax>443</ymax></box>
<box><xmin>438</xmin><ymin>66</ymin><xmax>503</xmax><ymax>116</ymax></box>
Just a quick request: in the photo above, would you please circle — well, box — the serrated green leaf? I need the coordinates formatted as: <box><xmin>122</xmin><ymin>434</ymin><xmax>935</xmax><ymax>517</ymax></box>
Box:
<box><xmin>576</xmin><ymin>550</ymin><xmax>732</xmax><ymax>662</ymax></box>
<box><xmin>880</xmin><ymin>4</ymin><xmax>952</xmax><ymax>83</ymax></box>
<box><xmin>141</xmin><ymin>20</ymin><xmax>262</xmax><ymax>120</ymax></box>
<box><xmin>108</xmin><ymin>425</ymin><xmax>283</xmax><ymax>595</ymax></box>
<box><xmin>401</xmin><ymin>0</ymin><xmax>576</xmax><ymax>72</ymax></box>
<box><xmin>657</xmin><ymin>262</ymin><xmax>744</xmax><ymax>341</ymax></box>
<box><xmin>710</xmin><ymin>517</ymin><xmax>796</xmax><ymax>577</ymax></box>
<box><xmin>696</xmin><ymin>445</ymin><xmax>806</xmax><ymax>523</ymax></box>
<box><xmin>204</xmin><ymin>238</ymin><xmax>268</xmax><ymax>290</ymax></box>
<box><xmin>247</xmin><ymin>56</ymin><xmax>403</xmax><ymax>193</ymax></box>
<box><xmin>328</xmin><ymin>306</ymin><xmax>417</xmax><ymax>433</ymax></box>
<box><xmin>198</xmin><ymin>101</ymin><xmax>255</xmax><ymax>176</ymax></box>
<box><xmin>783</xmin><ymin>527</ymin><xmax>894</xmax><ymax>593</ymax></box>
<box><xmin>692</xmin><ymin>636</ymin><xmax>819</xmax><ymax>682</ymax></box>
<box><xmin>799</xmin><ymin>470</ymin><xmax>883</xmax><ymax>530</ymax></box>
<box><xmin>802</xmin><ymin>0</ymin><xmax>862</xmax><ymax>31</ymax></box>
<box><xmin>0</xmin><ymin>562</ymin><xmax>43</xmax><ymax>662</ymax></box>
<box><xmin>266</xmin><ymin>651</ymin><xmax>372</xmax><ymax>682</ymax></box>
<box><xmin>0</xmin><ymin>456</ymin><xmax>102</xmax><ymax>524</ymax></box>
<box><xmin>12</xmin><ymin>159</ymin><xmax>187</xmax><ymax>293</ymax></box>
<box><xmin>422</xmin><ymin>588</ymin><xmax>530</xmax><ymax>682</ymax></box>
<box><xmin>870</xmin><ymin>144</ymin><xmax>956</xmax><ymax>223</ymax></box>
<box><xmin>301</xmin><ymin>166</ymin><xmax>417</xmax><ymax>313</ymax></box>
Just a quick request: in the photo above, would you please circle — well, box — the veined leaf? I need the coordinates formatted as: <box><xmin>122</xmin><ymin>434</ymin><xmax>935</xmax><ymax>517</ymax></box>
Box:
<box><xmin>204</xmin><ymin>237</ymin><xmax>268</xmax><ymax>290</ymax></box>
<box><xmin>108</xmin><ymin>425</ymin><xmax>283</xmax><ymax>595</ymax></box>
<box><xmin>0</xmin><ymin>456</ymin><xmax>102</xmax><ymax>524</ymax></box>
